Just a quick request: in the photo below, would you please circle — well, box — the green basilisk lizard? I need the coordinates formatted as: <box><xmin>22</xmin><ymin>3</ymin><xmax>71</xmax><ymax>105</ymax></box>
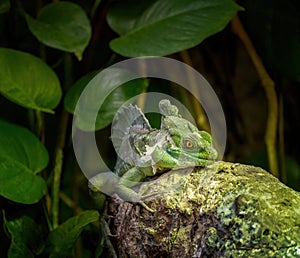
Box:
<box><xmin>89</xmin><ymin>99</ymin><xmax>217</xmax><ymax>211</ymax></box>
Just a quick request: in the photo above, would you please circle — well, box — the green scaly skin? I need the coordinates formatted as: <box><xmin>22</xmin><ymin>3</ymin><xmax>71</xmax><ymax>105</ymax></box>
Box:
<box><xmin>89</xmin><ymin>99</ymin><xmax>218</xmax><ymax>211</ymax></box>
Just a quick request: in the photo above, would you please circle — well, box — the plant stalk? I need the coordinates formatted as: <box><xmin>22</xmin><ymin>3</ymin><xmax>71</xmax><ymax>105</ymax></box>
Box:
<box><xmin>231</xmin><ymin>15</ymin><xmax>279</xmax><ymax>178</ymax></box>
<box><xmin>179</xmin><ymin>50</ymin><xmax>210</xmax><ymax>132</ymax></box>
<box><xmin>52</xmin><ymin>53</ymin><xmax>72</xmax><ymax>228</ymax></box>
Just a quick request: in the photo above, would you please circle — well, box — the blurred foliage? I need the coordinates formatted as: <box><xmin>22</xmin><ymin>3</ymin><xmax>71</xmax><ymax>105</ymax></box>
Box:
<box><xmin>0</xmin><ymin>0</ymin><xmax>299</xmax><ymax>257</ymax></box>
<box><xmin>240</xmin><ymin>0</ymin><xmax>300</xmax><ymax>81</ymax></box>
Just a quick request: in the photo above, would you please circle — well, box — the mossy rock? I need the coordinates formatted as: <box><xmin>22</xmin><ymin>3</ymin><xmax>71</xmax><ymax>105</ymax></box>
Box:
<box><xmin>106</xmin><ymin>161</ymin><xmax>300</xmax><ymax>257</ymax></box>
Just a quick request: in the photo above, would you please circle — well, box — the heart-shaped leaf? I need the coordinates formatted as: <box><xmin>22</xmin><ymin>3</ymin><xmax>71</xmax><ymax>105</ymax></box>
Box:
<box><xmin>48</xmin><ymin>210</ymin><xmax>99</xmax><ymax>257</ymax></box>
<box><xmin>4</xmin><ymin>213</ymin><xmax>44</xmax><ymax>258</ymax></box>
<box><xmin>0</xmin><ymin>120</ymin><xmax>49</xmax><ymax>173</ymax></box>
<box><xmin>0</xmin><ymin>120</ymin><xmax>48</xmax><ymax>203</ymax></box>
<box><xmin>25</xmin><ymin>2</ymin><xmax>91</xmax><ymax>60</ymax></box>
<box><xmin>65</xmin><ymin>70</ymin><xmax>148</xmax><ymax>131</ymax></box>
<box><xmin>109</xmin><ymin>0</ymin><xmax>242</xmax><ymax>57</ymax></box>
<box><xmin>0</xmin><ymin>48</ymin><xmax>61</xmax><ymax>113</ymax></box>
<box><xmin>0</xmin><ymin>157</ymin><xmax>47</xmax><ymax>204</ymax></box>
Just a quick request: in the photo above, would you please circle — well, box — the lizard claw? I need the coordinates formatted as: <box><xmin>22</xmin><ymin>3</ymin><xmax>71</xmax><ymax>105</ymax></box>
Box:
<box><xmin>139</xmin><ymin>201</ymin><xmax>155</xmax><ymax>212</ymax></box>
<box><xmin>139</xmin><ymin>192</ymin><xmax>164</xmax><ymax>212</ymax></box>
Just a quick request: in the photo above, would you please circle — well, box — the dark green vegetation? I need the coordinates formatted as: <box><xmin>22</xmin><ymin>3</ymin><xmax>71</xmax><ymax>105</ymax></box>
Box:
<box><xmin>0</xmin><ymin>0</ymin><xmax>299</xmax><ymax>257</ymax></box>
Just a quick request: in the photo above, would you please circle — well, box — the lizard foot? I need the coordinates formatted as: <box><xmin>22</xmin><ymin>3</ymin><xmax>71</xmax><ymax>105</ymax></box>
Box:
<box><xmin>139</xmin><ymin>201</ymin><xmax>155</xmax><ymax>212</ymax></box>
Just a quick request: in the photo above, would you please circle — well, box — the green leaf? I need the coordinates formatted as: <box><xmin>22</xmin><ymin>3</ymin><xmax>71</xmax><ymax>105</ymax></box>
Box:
<box><xmin>0</xmin><ymin>48</ymin><xmax>61</xmax><ymax>113</ymax></box>
<box><xmin>65</xmin><ymin>70</ymin><xmax>148</xmax><ymax>131</ymax></box>
<box><xmin>109</xmin><ymin>0</ymin><xmax>242</xmax><ymax>57</ymax></box>
<box><xmin>4</xmin><ymin>213</ymin><xmax>44</xmax><ymax>258</ymax></box>
<box><xmin>0</xmin><ymin>120</ymin><xmax>49</xmax><ymax>173</ymax></box>
<box><xmin>0</xmin><ymin>158</ymin><xmax>47</xmax><ymax>203</ymax></box>
<box><xmin>107</xmin><ymin>0</ymin><xmax>154</xmax><ymax>35</ymax></box>
<box><xmin>24</xmin><ymin>2</ymin><xmax>91</xmax><ymax>60</ymax></box>
<box><xmin>0</xmin><ymin>0</ymin><xmax>10</xmax><ymax>13</ymax></box>
<box><xmin>48</xmin><ymin>210</ymin><xmax>99</xmax><ymax>258</ymax></box>
<box><xmin>64</xmin><ymin>71</ymin><xmax>99</xmax><ymax>114</ymax></box>
<box><xmin>0</xmin><ymin>120</ymin><xmax>48</xmax><ymax>203</ymax></box>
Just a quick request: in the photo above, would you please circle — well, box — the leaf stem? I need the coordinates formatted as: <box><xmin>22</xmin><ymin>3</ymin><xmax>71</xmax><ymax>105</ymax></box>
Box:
<box><xmin>231</xmin><ymin>15</ymin><xmax>279</xmax><ymax>177</ymax></box>
<box><xmin>35</xmin><ymin>110</ymin><xmax>45</xmax><ymax>142</ymax></box>
<box><xmin>59</xmin><ymin>191</ymin><xmax>82</xmax><ymax>213</ymax></box>
<box><xmin>91</xmin><ymin>0</ymin><xmax>101</xmax><ymax>18</ymax></box>
<box><xmin>52</xmin><ymin>111</ymin><xmax>69</xmax><ymax>228</ymax></box>
<box><xmin>52</xmin><ymin>53</ymin><xmax>72</xmax><ymax>228</ymax></box>
<box><xmin>52</xmin><ymin>148</ymin><xmax>63</xmax><ymax>229</ymax></box>
<box><xmin>43</xmin><ymin>200</ymin><xmax>53</xmax><ymax>231</ymax></box>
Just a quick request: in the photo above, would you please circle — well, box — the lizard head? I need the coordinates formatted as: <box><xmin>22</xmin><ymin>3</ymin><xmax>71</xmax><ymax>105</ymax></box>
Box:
<box><xmin>159</xmin><ymin>100</ymin><xmax>218</xmax><ymax>167</ymax></box>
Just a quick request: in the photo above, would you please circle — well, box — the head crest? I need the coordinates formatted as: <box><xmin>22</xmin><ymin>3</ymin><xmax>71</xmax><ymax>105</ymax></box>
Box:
<box><xmin>159</xmin><ymin>99</ymin><xmax>181</xmax><ymax>117</ymax></box>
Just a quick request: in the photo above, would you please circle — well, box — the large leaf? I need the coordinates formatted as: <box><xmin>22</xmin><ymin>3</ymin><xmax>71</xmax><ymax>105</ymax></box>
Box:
<box><xmin>0</xmin><ymin>120</ymin><xmax>49</xmax><ymax>173</ymax></box>
<box><xmin>109</xmin><ymin>0</ymin><xmax>242</xmax><ymax>57</ymax></box>
<box><xmin>0</xmin><ymin>48</ymin><xmax>61</xmax><ymax>113</ymax></box>
<box><xmin>0</xmin><ymin>157</ymin><xmax>47</xmax><ymax>204</ymax></box>
<box><xmin>4</xmin><ymin>213</ymin><xmax>44</xmax><ymax>258</ymax></box>
<box><xmin>48</xmin><ymin>210</ymin><xmax>99</xmax><ymax>258</ymax></box>
<box><xmin>0</xmin><ymin>120</ymin><xmax>48</xmax><ymax>203</ymax></box>
<box><xmin>240</xmin><ymin>0</ymin><xmax>300</xmax><ymax>81</ymax></box>
<box><xmin>25</xmin><ymin>2</ymin><xmax>91</xmax><ymax>60</ymax></box>
<box><xmin>107</xmin><ymin>0</ymin><xmax>154</xmax><ymax>35</ymax></box>
<box><xmin>0</xmin><ymin>0</ymin><xmax>10</xmax><ymax>13</ymax></box>
<box><xmin>65</xmin><ymin>70</ymin><xmax>148</xmax><ymax>131</ymax></box>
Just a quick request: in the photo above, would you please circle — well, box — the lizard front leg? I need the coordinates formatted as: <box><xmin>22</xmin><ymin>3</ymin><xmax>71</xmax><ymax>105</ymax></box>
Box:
<box><xmin>116</xmin><ymin>166</ymin><xmax>155</xmax><ymax>212</ymax></box>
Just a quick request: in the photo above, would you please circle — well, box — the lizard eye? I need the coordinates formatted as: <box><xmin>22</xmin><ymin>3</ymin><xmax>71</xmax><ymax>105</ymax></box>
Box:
<box><xmin>184</xmin><ymin>139</ymin><xmax>194</xmax><ymax>149</ymax></box>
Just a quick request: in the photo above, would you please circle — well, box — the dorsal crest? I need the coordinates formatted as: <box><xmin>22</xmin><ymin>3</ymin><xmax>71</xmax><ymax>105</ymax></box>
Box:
<box><xmin>111</xmin><ymin>103</ymin><xmax>151</xmax><ymax>167</ymax></box>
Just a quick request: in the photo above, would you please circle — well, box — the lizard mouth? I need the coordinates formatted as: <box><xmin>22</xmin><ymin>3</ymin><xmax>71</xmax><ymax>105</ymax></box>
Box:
<box><xmin>167</xmin><ymin>145</ymin><xmax>218</xmax><ymax>166</ymax></box>
<box><xmin>177</xmin><ymin>152</ymin><xmax>217</xmax><ymax>166</ymax></box>
<box><xmin>188</xmin><ymin>146</ymin><xmax>218</xmax><ymax>161</ymax></box>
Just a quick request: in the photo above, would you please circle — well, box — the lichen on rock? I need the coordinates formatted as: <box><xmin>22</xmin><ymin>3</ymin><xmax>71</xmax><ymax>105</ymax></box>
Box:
<box><xmin>107</xmin><ymin>162</ymin><xmax>300</xmax><ymax>257</ymax></box>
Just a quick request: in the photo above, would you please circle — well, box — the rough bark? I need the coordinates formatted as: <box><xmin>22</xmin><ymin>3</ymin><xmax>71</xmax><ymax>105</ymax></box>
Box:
<box><xmin>105</xmin><ymin>161</ymin><xmax>300</xmax><ymax>257</ymax></box>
